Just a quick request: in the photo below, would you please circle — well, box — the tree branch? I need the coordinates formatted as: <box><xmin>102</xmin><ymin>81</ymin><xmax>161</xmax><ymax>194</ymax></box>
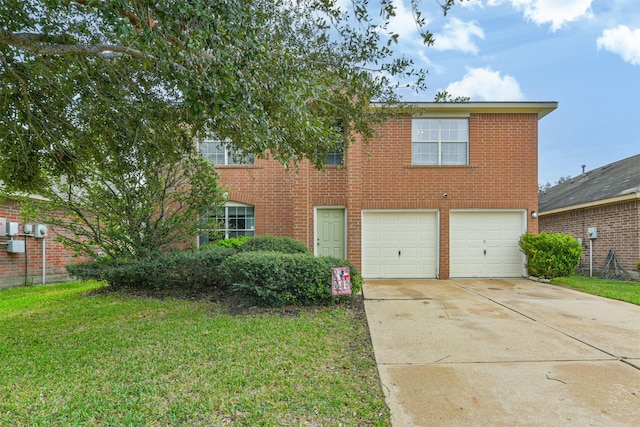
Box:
<box><xmin>0</xmin><ymin>31</ymin><xmax>151</xmax><ymax>60</ymax></box>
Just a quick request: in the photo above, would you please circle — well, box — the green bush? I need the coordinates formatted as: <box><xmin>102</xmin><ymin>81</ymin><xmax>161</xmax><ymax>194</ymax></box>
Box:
<box><xmin>66</xmin><ymin>258</ymin><xmax>121</xmax><ymax>281</ymax></box>
<box><xmin>211</xmin><ymin>236</ymin><xmax>253</xmax><ymax>249</ymax></box>
<box><xmin>239</xmin><ymin>235</ymin><xmax>311</xmax><ymax>254</ymax></box>
<box><xmin>67</xmin><ymin>247</ymin><xmax>236</xmax><ymax>291</ymax></box>
<box><xmin>219</xmin><ymin>251</ymin><xmax>362</xmax><ymax>307</ymax></box>
<box><xmin>519</xmin><ymin>232</ymin><xmax>582</xmax><ymax>279</ymax></box>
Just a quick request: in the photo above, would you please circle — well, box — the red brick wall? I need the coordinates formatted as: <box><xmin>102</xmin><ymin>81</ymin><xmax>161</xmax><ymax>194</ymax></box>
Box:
<box><xmin>215</xmin><ymin>112</ymin><xmax>541</xmax><ymax>279</ymax></box>
<box><xmin>539</xmin><ymin>200</ymin><xmax>640</xmax><ymax>272</ymax></box>
<box><xmin>0</xmin><ymin>198</ymin><xmax>82</xmax><ymax>288</ymax></box>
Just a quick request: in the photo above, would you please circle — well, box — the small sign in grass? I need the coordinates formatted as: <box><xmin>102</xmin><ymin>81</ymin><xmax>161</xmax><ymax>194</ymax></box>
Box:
<box><xmin>0</xmin><ymin>281</ymin><xmax>391</xmax><ymax>426</ymax></box>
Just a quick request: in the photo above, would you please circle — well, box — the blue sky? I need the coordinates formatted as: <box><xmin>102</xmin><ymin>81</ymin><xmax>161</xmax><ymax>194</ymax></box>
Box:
<box><xmin>361</xmin><ymin>0</ymin><xmax>640</xmax><ymax>185</ymax></box>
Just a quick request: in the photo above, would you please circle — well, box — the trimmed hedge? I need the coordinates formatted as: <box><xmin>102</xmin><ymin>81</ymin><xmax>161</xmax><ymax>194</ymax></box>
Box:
<box><xmin>519</xmin><ymin>232</ymin><xmax>582</xmax><ymax>279</ymax></box>
<box><xmin>239</xmin><ymin>235</ymin><xmax>311</xmax><ymax>254</ymax></box>
<box><xmin>66</xmin><ymin>247</ymin><xmax>236</xmax><ymax>291</ymax></box>
<box><xmin>219</xmin><ymin>251</ymin><xmax>362</xmax><ymax>307</ymax></box>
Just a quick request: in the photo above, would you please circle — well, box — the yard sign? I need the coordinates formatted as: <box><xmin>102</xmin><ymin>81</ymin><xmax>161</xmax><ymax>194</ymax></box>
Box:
<box><xmin>331</xmin><ymin>267</ymin><xmax>352</xmax><ymax>296</ymax></box>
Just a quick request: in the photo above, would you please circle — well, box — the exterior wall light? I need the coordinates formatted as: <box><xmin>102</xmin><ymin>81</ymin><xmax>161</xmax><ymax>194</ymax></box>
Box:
<box><xmin>531</xmin><ymin>211</ymin><xmax>538</xmax><ymax>219</ymax></box>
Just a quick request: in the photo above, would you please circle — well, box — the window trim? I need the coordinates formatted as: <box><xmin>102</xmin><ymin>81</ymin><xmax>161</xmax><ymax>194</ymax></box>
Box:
<box><xmin>411</xmin><ymin>118</ymin><xmax>469</xmax><ymax>166</ymax></box>
<box><xmin>199</xmin><ymin>137</ymin><xmax>254</xmax><ymax>166</ymax></box>
<box><xmin>199</xmin><ymin>202</ymin><xmax>255</xmax><ymax>245</ymax></box>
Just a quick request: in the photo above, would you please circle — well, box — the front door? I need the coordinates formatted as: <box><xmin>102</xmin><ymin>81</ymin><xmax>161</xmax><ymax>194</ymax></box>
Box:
<box><xmin>316</xmin><ymin>208</ymin><xmax>346</xmax><ymax>259</ymax></box>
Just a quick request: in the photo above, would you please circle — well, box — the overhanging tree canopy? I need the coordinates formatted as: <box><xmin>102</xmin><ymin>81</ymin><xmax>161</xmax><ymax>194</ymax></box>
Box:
<box><xmin>1</xmin><ymin>0</ymin><xmax>458</xmax><ymax>192</ymax></box>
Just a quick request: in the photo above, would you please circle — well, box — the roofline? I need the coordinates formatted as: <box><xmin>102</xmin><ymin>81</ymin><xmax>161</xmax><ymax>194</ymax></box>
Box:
<box><xmin>370</xmin><ymin>101</ymin><xmax>558</xmax><ymax>119</ymax></box>
<box><xmin>538</xmin><ymin>192</ymin><xmax>640</xmax><ymax>216</ymax></box>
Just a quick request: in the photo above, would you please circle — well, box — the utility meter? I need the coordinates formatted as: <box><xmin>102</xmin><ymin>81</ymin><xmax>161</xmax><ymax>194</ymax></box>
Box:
<box><xmin>34</xmin><ymin>224</ymin><xmax>48</xmax><ymax>238</ymax></box>
<box><xmin>587</xmin><ymin>227</ymin><xmax>597</xmax><ymax>240</ymax></box>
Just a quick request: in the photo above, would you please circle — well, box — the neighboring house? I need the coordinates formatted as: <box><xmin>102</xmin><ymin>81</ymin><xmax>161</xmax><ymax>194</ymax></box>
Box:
<box><xmin>0</xmin><ymin>196</ymin><xmax>77</xmax><ymax>288</ymax></box>
<box><xmin>538</xmin><ymin>154</ymin><xmax>640</xmax><ymax>274</ymax></box>
<box><xmin>203</xmin><ymin>101</ymin><xmax>557</xmax><ymax>280</ymax></box>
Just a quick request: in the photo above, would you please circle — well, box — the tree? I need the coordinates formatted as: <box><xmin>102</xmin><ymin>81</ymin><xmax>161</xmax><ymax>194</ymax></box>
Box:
<box><xmin>16</xmin><ymin>92</ymin><xmax>226</xmax><ymax>259</ymax></box>
<box><xmin>539</xmin><ymin>175</ymin><xmax>572</xmax><ymax>193</ymax></box>
<box><xmin>1</xmin><ymin>0</ymin><xmax>460</xmax><ymax>192</ymax></box>
<box><xmin>434</xmin><ymin>90</ymin><xmax>470</xmax><ymax>102</ymax></box>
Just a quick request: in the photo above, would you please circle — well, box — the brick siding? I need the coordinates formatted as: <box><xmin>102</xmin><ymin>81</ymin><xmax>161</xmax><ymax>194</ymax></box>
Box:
<box><xmin>216</xmin><ymin>111</ymin><xmax>541</xmax><ymax>279</ymax></box>
<box><xmin>0</xmin><ymin>198</ymin><xmax>83</xmax><ymax>288</ymax></box>
<box><xmin>539</xmin><ymin>200</ymin><xmax>640</xmax><ymax>272</ymax></box>
<box><xmin>1</xmin><ymin>107</ymin><xmax>546</xmax><ymax>284</ymax></box>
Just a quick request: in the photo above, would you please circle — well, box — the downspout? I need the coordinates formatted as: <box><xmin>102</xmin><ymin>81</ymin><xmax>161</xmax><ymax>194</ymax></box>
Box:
<box><xmin>42</xmin><ymin>237</ymin><xmax>46</xmax><ymax>284</ymax></box>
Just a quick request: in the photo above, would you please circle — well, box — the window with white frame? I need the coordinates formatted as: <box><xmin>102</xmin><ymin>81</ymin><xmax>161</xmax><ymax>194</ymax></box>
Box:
<box><xmin>199</xmin><ymin>203</ymin><xmax>255</xmax><ymax>245</ymax></box>
<box><xmin>199</xmin><ymin>138</ymin><xmax>254</xmax><ymax>165</ymax></box>
<box><xmin>412</xmin><ymin>118</ymin><xmax>468</xmax><ymax>165</ymax></box>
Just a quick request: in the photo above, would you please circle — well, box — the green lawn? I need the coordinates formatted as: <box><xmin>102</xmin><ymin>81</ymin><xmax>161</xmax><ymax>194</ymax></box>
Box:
<box><xmin>551</xmin><ymin>275</ymin><xmax>640</xmax><ymax>305</ymax></box>
<box><xmin>0</xmin><ymin>281</ymin><xmax>390</xmax><ymax>426</ymax></box>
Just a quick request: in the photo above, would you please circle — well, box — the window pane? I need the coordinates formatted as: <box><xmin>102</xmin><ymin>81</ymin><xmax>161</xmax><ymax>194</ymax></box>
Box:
<box><xmin>412</xmin><ymin>119</ymin><xmax>438</xmax><ymax>142</ymax></box>
<box><xmin>412</xmin><ymin>142</ymin><xmax>438</xmax><ymax>165</ymax></box>
<box><xmin>327</xmin><ymin>144</ymin><xmax>344</xmax><ymax>166</ymax></box>
<box><xmin>441</xmin><ymin>142</ymin><xmax>467</xmax><ymax>165</ymax></box>
<box><xmin>200</xmin><ymin>139</ymin><xmax>226</xmax><ymax>165</ymax></box>
<box><xmin>228</xmin><ymin>150</ymin><xmax>254</xmax><ymax>165</ymax></box>
<box><xmin>441</xmin><ymin>119</ymin><xmax>468</xmax><ymax>142</ymax></box>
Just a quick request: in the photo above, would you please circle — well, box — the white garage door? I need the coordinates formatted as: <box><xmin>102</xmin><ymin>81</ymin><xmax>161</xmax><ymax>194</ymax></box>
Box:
<box><xmin>450</xmin><ymin>210</ymin><xmax>525</xmax><ymax>278</ymax></box>
<box><xmin>362</xmin><ymin>211</ymin><xmax>438</xmax><ymax>279</ymax></box>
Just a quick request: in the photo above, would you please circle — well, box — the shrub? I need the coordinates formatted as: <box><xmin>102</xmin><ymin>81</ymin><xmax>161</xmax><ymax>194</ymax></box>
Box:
<box><xmin>67</xmin><ymin>247</ymin><xmax>236</xmax><ymax>291</ymax></box>
<box><xmin>211</xmin><ymin>236</ymin><xmax>253</xmax><ymax>249</ymax></box>
<box><xmin>519</xmin><ymin>232</ymin><xmax>582</xmax><ymax>279</ymax></box>
<box><xmin>239</xmin><ymin>235</ymin><xmax>311</xmax><ymax>254</ymax></box>
<box><xmin>219</xmin><ymin>251</ymin><xmax>362</xmax><ymax>307</ymax></box>
<box><xmin>66</xmin><ymin>257</ymin><xmax>121</xmax><ymax>281</ymax></box>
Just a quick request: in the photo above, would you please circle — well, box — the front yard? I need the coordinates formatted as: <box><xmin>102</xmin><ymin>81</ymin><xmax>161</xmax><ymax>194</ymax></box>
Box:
<box><xmin>551</xmin><ymin>275</ymin><xmax>640</xmax><ymax>305</ymax></box>
<box><xmin>0</xmin><ymin>281</ymin><xmax>390</xmax><ymax>426</ymax></box>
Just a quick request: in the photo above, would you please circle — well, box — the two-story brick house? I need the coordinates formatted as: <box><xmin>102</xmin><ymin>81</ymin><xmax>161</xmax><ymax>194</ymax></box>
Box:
<box><xmin>202</xmin><ymin>102</ymin><xmax>557</xmax><ymax>280</ymax></box>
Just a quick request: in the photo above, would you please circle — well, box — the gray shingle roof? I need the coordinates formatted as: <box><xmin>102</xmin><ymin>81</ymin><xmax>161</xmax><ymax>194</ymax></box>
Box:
<box><xmin>538</xmin><ymin>154</ymin><xmax>640</xmax><ymax>212</ymax></box>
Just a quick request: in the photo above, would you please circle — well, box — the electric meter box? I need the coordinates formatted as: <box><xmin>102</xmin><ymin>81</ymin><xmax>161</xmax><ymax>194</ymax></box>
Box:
<box><xmin>34</xmin><ymin>224</ymin><xmax>48</xmax><ymax>238</ymax></box>
<box><xmin>7</xmin><ymin>240</ymin><xmax>25</xmax><ymax>253</ymax></box>
<box><xmin>7</xmin><ymin>222</ymin><xmax>19</xmax><ymax>236</ymax></box>
<box><xmin>587</xmin><ymin>227</ymin><xmax>598</xmax><ymax>240</ymax></box>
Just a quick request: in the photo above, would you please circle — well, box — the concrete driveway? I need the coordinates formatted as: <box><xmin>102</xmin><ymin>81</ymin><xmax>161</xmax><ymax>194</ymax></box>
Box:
<box><xmin>363</xmin><ymin>279</ymin><xmax>640</xmax><ymax>426</ymax></box>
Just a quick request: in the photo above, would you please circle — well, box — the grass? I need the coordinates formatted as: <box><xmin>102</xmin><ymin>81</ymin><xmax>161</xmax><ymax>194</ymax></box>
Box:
<box><xmin>551</xmin><ymin>275</ymin><xmax>640</xmax><ymax>305</ymax></box>
<box><xmin>0</xmin><ymin>281</ymin><xmax>390</xmax><ymax>426</ymax></box>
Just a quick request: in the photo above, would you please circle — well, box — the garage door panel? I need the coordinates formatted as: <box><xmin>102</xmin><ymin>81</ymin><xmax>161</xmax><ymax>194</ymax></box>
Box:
<box><xmin>450</xmin><ymin>211</ymin><xmax>525</xmax><ymax>278</ymax></box>
<box><xmin>363</xmin><ymin>211</ymin><xmax>438</xmax><ymax>279</ymax></box>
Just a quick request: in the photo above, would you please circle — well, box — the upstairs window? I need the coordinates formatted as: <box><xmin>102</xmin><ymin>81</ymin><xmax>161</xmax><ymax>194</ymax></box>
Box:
<box><xmin>412</xmin><ymin>118</ymin><xmax>468</xmax><ymax>165</ymax></box>
<box><xmin>200</xmin><ymin>138</ymin><xmax>254</xmax><ymax>166</ymax></box>
<box><xmin>324</xmin><ymin>120</ymin><xmax>345</xmax><ymax>166</ymax></box>
<box><xmin>326</xmin><ymin>141</ymin><xmax>344</xmax><ymax>166</ymax></box>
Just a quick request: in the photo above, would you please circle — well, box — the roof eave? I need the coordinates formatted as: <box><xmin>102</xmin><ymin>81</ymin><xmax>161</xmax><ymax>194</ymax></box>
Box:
<box><xmin>370</xmin><ymin>101</ymin><xmax>558</xmax><ymax>119</ymax></box>
<box><xmin>539</xmin><ymin>192</ymin><xmax>640</xmax><ymax>216</ymax></box>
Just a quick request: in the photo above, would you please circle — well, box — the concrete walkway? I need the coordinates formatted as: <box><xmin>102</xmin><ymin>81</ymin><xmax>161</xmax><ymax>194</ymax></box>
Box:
<box><xmin>363</xmin><ymin>279</ymin><xmax>640</xmax><ymax>426</ymax></box>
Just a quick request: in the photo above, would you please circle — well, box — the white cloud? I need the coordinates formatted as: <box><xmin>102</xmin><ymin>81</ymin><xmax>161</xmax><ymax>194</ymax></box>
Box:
<box><xmin>432</xmin><ymin>18</ymin><xmax>485</xmax><ymax>54</ymax></box>
<box><xmin>597</xmin><ymin>25</ymin><xmax>640</xmax><ymax>66</ymax></box>
<box><xmin>445</xmin><ymin>67</ymin><xmax>526</xmax><ymax>101</ymax></box>
<box><xmin>511</xmin><ymin>0</ymin><xmax>594</xmax><ymax>31</ymax></box>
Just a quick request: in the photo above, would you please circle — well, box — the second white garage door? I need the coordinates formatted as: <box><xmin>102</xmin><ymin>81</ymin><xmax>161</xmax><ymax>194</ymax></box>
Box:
<box><xmin>450</xmin><ymin>210</ymin><xmax>526</xmax><ymax>278</ymax></box>
<box><xmin>362</xmin><ymin>211</ymin><xmax>438</xmax><ymax>279</ymax></box>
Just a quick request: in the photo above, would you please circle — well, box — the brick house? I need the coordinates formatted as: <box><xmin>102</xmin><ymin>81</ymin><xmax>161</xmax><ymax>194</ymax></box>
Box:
<box><xmin>203</xmin><ymin>101</ymin><xmax>557</xmax><ymax>280</ymax></box>
<box><xmin>0</xmin><ymin>196</ymin><xmax>77</xmax><ymax>288</ymax></box>
<box><xmin>538</xmin><ymin>154</ymin><xmax>640</xmax><ymax>275</ymax></box>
